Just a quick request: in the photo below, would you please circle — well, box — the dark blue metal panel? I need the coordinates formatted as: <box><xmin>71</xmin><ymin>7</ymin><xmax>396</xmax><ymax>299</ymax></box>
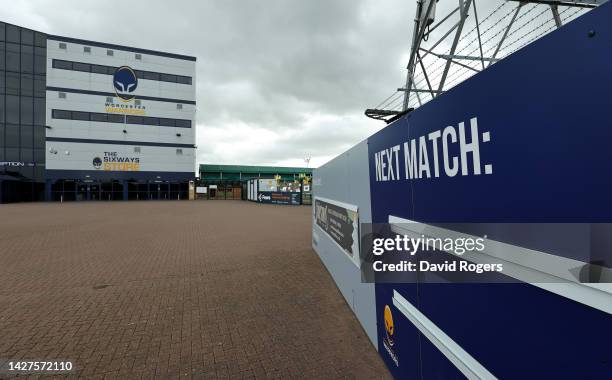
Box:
<box><xmin>370</xmin><ymin>2</ymin><xmax>612</xmax><ymax>224</ymax></box>
<box><xmin>367</xmin><ymin>3</ymin><xmax>612</xmax><ymax>379</ymax></box>
<box><xmin>374</xmin><ymin>284</ymin><xmax>423</xmax><ymax>379</ymax></box>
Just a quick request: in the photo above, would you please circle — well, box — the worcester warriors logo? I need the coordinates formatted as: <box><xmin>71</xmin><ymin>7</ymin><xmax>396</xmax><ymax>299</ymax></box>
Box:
<box><xmin>113</xmin><ymin>66</ymin><xmax>138</xmax><ymax>101</ymax></box>
<box><xmin>383</xmin><ymin>304</ymin><xmax>399</xmax><ymax>366</ymax></box>
<box><xmin>384</xmin><ymin>305</ymin><xmax>394</xmax><ymax>346</ymax></box>
<box><xmin>93</xmin><ymin>157</ymin><xmax>102</xmax><ymax>170</ymax></box>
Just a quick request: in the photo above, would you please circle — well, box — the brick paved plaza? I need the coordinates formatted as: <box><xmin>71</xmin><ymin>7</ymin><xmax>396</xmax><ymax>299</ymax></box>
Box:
<box><xmin>0</xmin><ymin>201</ymin><xmax>389</xmax><ymax>379</ymax></box>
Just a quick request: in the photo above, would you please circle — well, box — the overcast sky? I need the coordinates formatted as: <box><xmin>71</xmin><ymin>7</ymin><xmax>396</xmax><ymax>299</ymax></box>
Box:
<box><xmin>3</xmin><ymin>0</ymin><xmax>426</xmax><ymax>168</ymax></box>
<box><xmin>6</xmin><ymin>0</ymin><xmax>568</xmax><ymax>169</ymax></box>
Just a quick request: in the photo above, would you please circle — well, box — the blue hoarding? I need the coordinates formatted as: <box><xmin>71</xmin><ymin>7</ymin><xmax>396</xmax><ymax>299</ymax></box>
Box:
<box><xmin>367</xmin><ymin>3</ymin><xmax>612</xmax><ymax>378</ymax></box>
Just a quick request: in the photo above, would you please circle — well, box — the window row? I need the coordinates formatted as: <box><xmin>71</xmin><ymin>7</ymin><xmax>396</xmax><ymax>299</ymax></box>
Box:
<box><xmin>0</xmin><ymin>95</ymin><xmax>46</xmax><ymax>125</ymax></box>
<box><xmin>0</xmin><ymin>72</ymin><xmax>47</xmax><ymax>97</ymax></box>
<box><xmin>61</xmin><ymin>43</ymin><xmax>144</xmax><ymax>62</ymax></box>
<box><xmin>51</xmin><ymin>109</ymin><xmax>192</xmax><ymax>128</ymax></box>
<box><xmin>0</xmin><ymin>42</ymin><xmax>47</xmax><ymax>74</ymax></box>
<box><xmin>0</xmin><ymin>165</ymin><xmax>44</xmax><ymax>182</ymax></box>
<box><xmin>0</xmin><ymin>124</ymin><xmax>46</xmax><ymax>150</ymax></box>
<box><xmin>52</xmin><ymin>59</ymin><xmax>192</xmax><ymax>85</ymax></box>
<box><xmin>0</xmin><ymin>147</ymin><xmax>46</xmax><ymax>164</ymax></box>
<box><xmin>0</xmin><ymin>23</ymin><xmax>46</xmax><ymax>47</ymax></box>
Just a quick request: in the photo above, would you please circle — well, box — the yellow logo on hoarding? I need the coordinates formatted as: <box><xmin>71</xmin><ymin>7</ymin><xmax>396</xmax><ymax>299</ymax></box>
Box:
<box><xmin>384</xmin><ymin>304</ymin><xmax>394</xmax><ymax>345</ymax></box>
<box><xmin>382</xmin><ymin>304</ymin><xmax>399</xmax><ymax>366</ymax></box>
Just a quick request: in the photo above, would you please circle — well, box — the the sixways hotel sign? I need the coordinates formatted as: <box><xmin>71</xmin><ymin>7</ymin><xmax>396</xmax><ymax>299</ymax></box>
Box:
<box><xmin>93</xmin><ymin>152</ymin><xmax>140</xmax><ymax>171</ymax></box>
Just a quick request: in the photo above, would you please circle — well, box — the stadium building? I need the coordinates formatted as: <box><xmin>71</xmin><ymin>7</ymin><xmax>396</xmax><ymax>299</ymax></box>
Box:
<box><xmin>0</xmin><ymin>21</ymin><xmax>196</xmax><ymax>203</ymax></box>
<box><xmin>198</xmin><ymin>164</ymin><xmax>312</xmax><ymax>201</ymax></box>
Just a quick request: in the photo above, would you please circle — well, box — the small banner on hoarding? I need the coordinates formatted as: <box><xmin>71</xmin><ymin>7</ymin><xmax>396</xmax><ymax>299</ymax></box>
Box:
<box><xmin>314</xmin><ymin>197</ymin><xmax>360</xmax><ymax>267</ymax></box>
<box><xmin>257</xmin><ymin>191</ymin><xmax>300</xmax><ymax>205</ymax></box>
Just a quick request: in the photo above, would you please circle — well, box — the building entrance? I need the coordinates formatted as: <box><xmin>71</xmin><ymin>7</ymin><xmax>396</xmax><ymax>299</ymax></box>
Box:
<box><xmin>49</xmin><ymin>179</ymin><xmax>189</xmax><ymax>201</ymax></box>
<box><xmin>76</xmin><ymin>182</ymin><xmax>101</xmax><ymax>201</ymax></box>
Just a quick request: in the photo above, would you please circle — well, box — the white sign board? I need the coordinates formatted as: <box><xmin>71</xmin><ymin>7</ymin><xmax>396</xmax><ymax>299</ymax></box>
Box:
<box><xmin>258</xmin><ymin>179</ymin><xmax>276</xmax><ymax>192</ymax></box>
<box><xmin>196</xmin><ymin>187</ymin><xmax>207</xmax><ymax>194</ymax></box>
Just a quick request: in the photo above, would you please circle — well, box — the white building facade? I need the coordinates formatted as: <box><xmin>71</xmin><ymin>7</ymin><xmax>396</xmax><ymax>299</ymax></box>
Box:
<box><xmin>0</xmin><ymin>21</ymin><xmax>196</xmax><ymax>202</ymax></box>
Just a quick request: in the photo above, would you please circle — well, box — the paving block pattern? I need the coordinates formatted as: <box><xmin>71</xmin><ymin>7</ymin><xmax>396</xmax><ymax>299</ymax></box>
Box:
<box><xmin>0</xmin><ymin>201</ymin><xmax>390</xmax><ymax>379</ymax></box>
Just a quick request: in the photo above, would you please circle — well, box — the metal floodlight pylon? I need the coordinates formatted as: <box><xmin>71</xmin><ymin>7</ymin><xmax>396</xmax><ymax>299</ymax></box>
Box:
<box><xmin>365</xmin><ymin>0</ymin><xmax>605</xmax><ymax>123</ymax></box>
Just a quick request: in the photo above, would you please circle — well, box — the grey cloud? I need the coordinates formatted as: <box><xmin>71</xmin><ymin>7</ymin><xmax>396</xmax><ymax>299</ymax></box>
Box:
<box><xmin>7</xmin><ymin>0</ymin><xmax>423</xmax><ymax>167</ymax></box>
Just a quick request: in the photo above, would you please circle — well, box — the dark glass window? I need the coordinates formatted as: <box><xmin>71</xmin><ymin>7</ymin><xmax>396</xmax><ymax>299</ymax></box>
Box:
<box><xmin>177</xmin><ymin>76</ymin><xmax>192</xmax><ymax>85</ymax></box>
<box><xmin>142</xmin><ymin>117</ymin><xmax>159</xmax><ymax>126</ymax></box>
<box><xmin>20</xmin><ymin>124</ymin><xmax>33</xmax><ymax>147</ymax></box>
<box><xmin>6</xmin><ymin>72</ymin><xmax>19</xmax><ymax>95</ymax></box>
<box><xmin>34</xmin><ymin>148</ymin><xmax>45</xmax><ymax>164</ymax></box>
<box><xmin>34</xmin><ymin>166</ymin><xmax>44</xmax><ymax>180</ymax></box>
<box><xmin>34</xmin><ymin>126</ymin><xmax>45</xmax><ymax>147</ymax></box>
<box><xmin>72</xmin><ymin>111</ymin><xmax>89</xmax><ymax>121</ymax></box>
<box><xmin>18</xmin><ymin>166</ymin><xmax>33</xmax><ymax>179</ymax></box>
<box><xmin>143</xmin><ymin>71</ymin><xmax>160</xmax><ymax>81</ymax></box>
<box><xmin>6</xmin><ymin>43</ymin><xmax>20</xmax><ymax>72</ymax></box>
<box><xmin>91</xmin><ymin>64</ymin><xmax>108</xmax><ymax>75</ymax></box>
<box><xmin>90</xmin><ymin>113</ymin><xmax>108</xmax><ymax>122</ymax></box>
<box><xmin>34</xmin><ymin>98</ymin><xmax>45</xmax><ymax>125</ymax></box>
<box><xmin>72</xmin><ymin>62</ymin><xmax>90</xmax><ymax>72</ymax></box>
<box><xmin>20</xmin><ymin>96</ymin><xmax>33</xmax><ymax>124</ymax></box>
<box><xmin>52</xmin><ymin>59</ymin><xmax>72</xmax><ymax>70</ymax></box>
<box><xmin>0</xmin><ymin>72</ymin><xmax>5</xmax><ymax>94</ymax></box>
<box><xmin>21</xmin><ymin>148</ymin><xmax>33</xmax><ymax>162</ymax></box>
<box><xmin>6</xmin><ymin>148</ymin><xmax>19</xmax><ymax>161</ymax></box>
<box><xmin>0</xmin><ymin>95</ymin><xmax>4</xmax><ymax>122</ymax></box>
<box><xmin>158</xmin><ymin>118</ymin><xmax>175</xmax><ymax>127</ymax></box>
<box><xmin>6</xmin><ymin>25</ymin><xmax>19</xmax><ymax>43</ymax></box>
<box><xmin>126</xmin><ymin>115</ymin><xmax>144</xmax><ymax>124</ymax></box>
<box><xmin>46</xmin><ymin>110</ymin><xmax>191</xmax><ymax>130</ymax></box>
<box><xmin>0</xmin><ymin>42</ymin><xmax>5</xmax><ymax>70</ymax></box>
<box><xmin>34</xmin><ymin>32</ymin><xmax>46</xmax><ymax>47</ymax></box>
<box><xmin>174</xmin><ymin>119</ymin><xmax>191</xmax><ymax>128</ymax></box>
<box><xmin>108</xmin><ymin>114</ymin><xmax>125</xmax><ymax>123</ymax></box>
<box><xmin>21</xmin><ymin>29</ymin><xmax>34</xmax><ymax>45</ymax></box>
<box><xmin>0</xmin><ymin>23</ymin><xmax>5</xmax><ymax>41</ymax></box>
<box><xmin>6</xmin><ymin>95</ymin><xmax>19</xmax><ymax>124</ymax></box>
<box><xmin>0</xmin><ymin>124</ymin><xmax>4</xmax><ymax>148</ymax></box>
<box><xmin>160</xmin><ymin>73</ymin><xmax>177</xmax><ymax>83</ymax></box>
<box><xmin>34</xmin><ymin>75</ymin><xmax>45</xmax><ymax>97</ymax></box>
<box><xmin>34</xmin><ymin>47</ymin><xmax>46</xmax><ymax>74</ymax></box>
<box><xmin>52</xmin><ymin>109</ymin><xmax>71</xmax><ymax>119</ymax></box>
<box><xmin>20</xmin><ymin>45</ymin><xmax>34</xmax><ymax>73</ymax></box>
<box><xmin>21</xmin><ymin>73</ymin><xmax>33</xmax><ymax>96</ymax></box>
<box><xmin>46</xmin><ymin>59</ymin><xmax>193</xmax><ymax>86</ymax></box>
<box><xmin>5</xmin><ymin>124</ymin><xmax>20</xmax><ymax>147</ymax></box>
